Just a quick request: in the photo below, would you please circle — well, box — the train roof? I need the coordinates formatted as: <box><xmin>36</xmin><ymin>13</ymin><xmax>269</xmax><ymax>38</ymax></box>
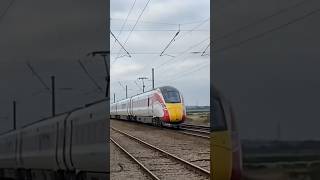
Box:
<box><xmin>0</xmin><ymin>98</ymin><xmax>108</xmax><ymax>137</ymax></box>
<box><xmin>111</xmin><ymin>85</ymin><xmax>180</xmax><ymax>104</ymax></box>
<box><xmin>159</xmin><ymin>86</ymin><xmax>179</xmax><ymax>92</ymax></box>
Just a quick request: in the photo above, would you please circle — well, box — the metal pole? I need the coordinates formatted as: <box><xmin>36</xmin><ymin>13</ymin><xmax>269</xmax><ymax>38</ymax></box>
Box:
<box><xmin>13</xmin><ymin>100</ymin><xmax>16</xmax><ymax>130</ymax></box>
<box><xmin>51</xmin><ymin>76</ymin><xmax>55</xmax><ymax>116</ymax></box>
<box><xmin>126</xmin><ymin>85</ymin><xmax>128</xmax><ymax>98</ymax></box>
<box><xmin>152</xmin><ymin>68</ymin><xmax>155</xmax><ymax>89</ymax></box>
<box><xmin>114</xmin><ymin>93</ymin><xmax>116</xmax><ymax>103</ymax></box>
<box><xmin>105</xmin><ymin>76</ymin><xmax>109</xmax><ymax>98</ymax></box>
<box><xmin>103</xmin><ymin>55</ymin><xmax>110</xmax><ymax>98</ymax></box>
<box><xmin>138</xmin><ymin>77</ymin><xmax>148</xmax><ymax>93</ymax></box>
<box><xmin>142</xmin><ymin>81</ymin><xmax>145</xmax><ymax>93</ymax></box>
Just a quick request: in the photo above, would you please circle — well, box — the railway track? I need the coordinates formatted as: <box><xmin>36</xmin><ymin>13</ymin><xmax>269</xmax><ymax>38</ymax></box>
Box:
<box><xmin>179</xmin><ymin>123</ymin><xmax>210</xmax><ymax>139</ymax></box>
<box><xmin>111</xmin><ymin>118</ymin><xmax>210</xmax><ymax>139</ymax></box>
<box><xmin>111</xmin><ymin>127</ymin><xmax>210</xmax><ymax>180</ymax></box>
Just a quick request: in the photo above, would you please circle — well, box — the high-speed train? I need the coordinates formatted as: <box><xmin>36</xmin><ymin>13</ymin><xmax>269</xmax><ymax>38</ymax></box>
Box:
<box><xmin>110</xmin><ymin>86</ymin><xmax>186</xmax><ymax>127</ymax></box>
<box><xmin>0</xmin><ymin>99</ymin><xmax>109</xmax><ymax>180</ymax></box>
<box><xmin>211</xmin><ymin>88</ymin><xmax>243</xmax><ymax>180</ymax></box>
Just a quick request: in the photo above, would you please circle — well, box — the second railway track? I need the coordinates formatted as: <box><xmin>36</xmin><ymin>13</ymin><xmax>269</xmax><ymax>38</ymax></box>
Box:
<box><xmin>179</xmin><ymin>123</ymin><xmax>210</xmax><ymax>139</ymax></box>
<box><xmin>111</xmin><ymin>118</ymin><xmax>210</xmax><ymax>139</ymax></box>
<box><xmin>111</xmin><ymin>127</ymin><xmax>210</xmax><ymax>180</ymax></box>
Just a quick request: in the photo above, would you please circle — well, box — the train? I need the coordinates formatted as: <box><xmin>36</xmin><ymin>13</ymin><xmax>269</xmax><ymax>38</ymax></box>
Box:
<box><xmin>0</xmin><ymin>99</ymin><xmax>109</xmax><ymax>180</ymax></box>
<box><xmin>110</xmin><ymin>86</ymin><xmax>186</xmax><ymax>127</ymax></box>
<box><xmin>211</xmin><ymin>88</ymin><xmax>243</xmax><ymax>180</ymax></box>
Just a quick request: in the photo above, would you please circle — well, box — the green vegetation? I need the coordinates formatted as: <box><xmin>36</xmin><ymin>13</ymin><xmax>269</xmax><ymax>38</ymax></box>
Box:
<box><xmin>185</xmin><ymin>112</ymin><xmax>210</xmax><ymax>125</ymax></box>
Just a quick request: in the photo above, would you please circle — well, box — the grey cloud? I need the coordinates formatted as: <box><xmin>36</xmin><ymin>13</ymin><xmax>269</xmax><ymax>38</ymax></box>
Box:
<box><xmin>110</xmin><ymin>0</ymin><xmax>210</xmax><ymax>107</ymax></box>
<box><xmin>0</xmin><ymin>0</ymin><xmax>107</xmax><ymax>133</ymax></box>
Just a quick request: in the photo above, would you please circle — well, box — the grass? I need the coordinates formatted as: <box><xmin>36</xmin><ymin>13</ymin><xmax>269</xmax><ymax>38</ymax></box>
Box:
<box><xmin>244</xmin><ymin>156</ymin><xmax>320</xmax><ymax>179</ymax></box>
<box><xmin>185</xmin><ymin>112</ymin><xmax>210</xmax><ymax>125</ymax></box>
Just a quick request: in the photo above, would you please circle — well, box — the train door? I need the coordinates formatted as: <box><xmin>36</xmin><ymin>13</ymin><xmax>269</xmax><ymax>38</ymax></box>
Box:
<box><xmin>151</xmin><ymin>93</ymin><xmax>154</xmax><ymax>116</ymax></box>
<box><xmin>56</xmin><ymin>114</ymin><xmax>70</xmax><ymax>170</ymax></box>
<box><xmin>64</xmin><ymin>117</ymin><xmax>74</xmax><ymax>171</ymax></box>
<box><xmin>147</xmin><ymin>95</ymin><xmax>150</xmax><ymax>116</ymax></box>
<box><xmin>115</xmin><ymin>104</ymin><xmax>117</xmax><ymax>115</ymax></box>
<box><xmin>127</xmin><ymin>100</ymin><xmax>130</xmax><ymax>116</ymax></box>
<box><xmin>211</xmin><ymin>97</ymin><xmax>232</xmax><ymax>180</ymax></box>
<box><xmin>130</xmin><ymin>98</ymin><xmax>134</xmax><ymax>120</ymax></box>
<box><xmin>129</xmin><ymin>98</ymin><xmax>132</xmax><ymax>117</ymax></box>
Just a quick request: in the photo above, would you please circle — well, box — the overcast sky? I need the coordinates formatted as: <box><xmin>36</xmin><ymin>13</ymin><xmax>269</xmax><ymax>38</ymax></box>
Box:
<box><xmin>214</xmin><ymin>0</ymin><xmax>320</xmax><ymax>140</ymax></box>
<box><xmin>109</xmin><ymin>0</ymin><xmax>320</xmax><ymax>141</ymax></box>
<box><xmin>2</xmin><ymin>0</ymin><xmax>319</xmax><ymax>141</ymax></box>
<box><xmin>0</xmin><ymin>0</ymin><xmax>107</xmax><ymax>133</ymax></box>
<box><xmin>110</xmin><ymin>0</ymin><xmax>210</xmax><ymax>106</ymax></box>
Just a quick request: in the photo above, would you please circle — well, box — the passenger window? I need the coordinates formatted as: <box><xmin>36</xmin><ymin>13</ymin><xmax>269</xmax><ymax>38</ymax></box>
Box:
<box><xmin>211</xmin><ymin>99</ymin><xmax>227</xmax><ymax>131</ymax></box>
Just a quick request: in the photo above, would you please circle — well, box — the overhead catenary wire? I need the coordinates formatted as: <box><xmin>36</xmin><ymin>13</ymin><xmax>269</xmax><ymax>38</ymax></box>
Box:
<box><xmin>157</xmin><ymin>2</ymin><xmax>318</xmax><ymax>81</ymax></box>
<box><xmin>139</xmin><ymin>17</ymin><xmax>209</xmax><ymax>72</ymax></box>
<box><xmin>140</xmin><ymin>36</ymin><xmax>209</xmax><ymax>74</ymax></box>
<box><xmin>111</xmin><ymin>0</ymin><xmax>137</xmax><ymax>51</ymax></box>
<box><xmin>110</xmin><ymin>18</ymin><xmax>211</xmax><ymax>26</ymax></box>
<box><xmin>110</xmin><ymin>31</ymin><xmax>132</xmax><ymax>60</ymax></box>
<box><xmin>131</xmin><ymin>1</ymin><xmax>313</xmax><ymax>77</ymax></box>
<box><xmin>110</xmin><ymin>8</ymin><xmax>210</xmax><ymax>93</ymax></box>
<box><xmin>158</xmin><ymin>55</ymin><xmax>209</xmax><ymax>81</ymax></box>
<box><xmin>214</xmin><ymin>5</ymin><xmax>320</xmax><ymax>53</ymax></box>
<box><xmin>156</xmin><ymin>41</ymin><xmax>210</xmax><ymax>75</ymax></box>
<box><xmin>110</xmin><ymin>16</ymin><xmax>210</xmax><ymax>72</ymax></box>
<box><xmin>142</xmin><ymin>0</ymin><xmax>311</xmax><ymax>76</ymax></box>
<box><xmin>201</xmin><ymin>43</ymin><xmax>210</xmax><ymax>56</ymax></box>
<box><xmin>152</xmin><ymin>36</ymin><xmax>209</xmax><ymax>70</ymax></box>
<box><xmin>0</xmin><ymin>0</ymin><xmax>15</xmax><ymax>23</ymax></box>
<box><xmin>154</xmin><ymin>1</ymin><xmax>319</xmax><ymax>85</ymax></box>
<box><xmin>110</xmin><ymin>51</ymin><xmax>209</xmax><ymax>55</ymax></box>
<box><xmin>158</xmin><ymin>51</ymin><xmax>209</xmax><ymax>76</ymax></box>
<box><xmin>78</xmin><ymin>59</ymin><xmax>104</xmax><ymax>94</ymax></box>
<box><xmin>153</xmin><ymin>18</ymin><xmax>210</xmax><ymax>69</ymax></box>
<box><xmin>159</xmin><ymin>24</ymin><xmax>181</xmax><ymax>56</ymax></box>
<box><xmin>110</xmin><ymin>29</ymin><xmax>209</xmax><ymax>32</ymax></box>
<box><xmin>3</xmin><ymin>54</ymin><xmax>107</xmax><ymax>122</ymax></box>
<box><xmin>213</xmin><ymin>0</ymin><xmax>312</xmax><ymax>43</ymax></box>
<box><xmin>173</xmin><ymin>18</ymin><xmax>209</xmax><ymax>42</ymax></box>
<box><xmin>114</xmin><ymin>0</ymin><xmax>151</xmax><ymax>60</ymax></box>
<box><xmin>25</xmin><ymin>62</ymin><xmax>51</xmax><ymax>92</ymax></box>
<box><xmin>157</xmin><ymin>61</ymin><xmax>209</xmax><ymax>85</ymax></box>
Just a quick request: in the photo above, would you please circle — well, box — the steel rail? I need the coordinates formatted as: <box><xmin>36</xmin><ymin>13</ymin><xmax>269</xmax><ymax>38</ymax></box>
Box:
<box><xmin>180</xmin><ymin>127</ymin><xmax>210</xmax><ymax>134</ymax></box>
<box><xmin>111</xmin><ymin>127</ymin><xmax>210</xmax><ymax>178</ymax></box>
<box><xmin>179</xmin><ymin>123</ymin><xmax>210</xmax><ymax>139</ymax></box>
<box><xmin>110</xmin><ymin>138</ymin><xmax>160</xmax><ymax>180</ymax></box>
<box><xmin>180</xmin><ymin>123</ymin><xmax>210</xmax><ymax>130</ymax></box>
<box><xmin>111</xmin><ymin>118</ymin><xmax>210</xmax><ymax>139</ymax></box>
<box><xmin>179</xmin><ymin>131</ymin><xmax>210</xmax><ymax>139</ymax></box>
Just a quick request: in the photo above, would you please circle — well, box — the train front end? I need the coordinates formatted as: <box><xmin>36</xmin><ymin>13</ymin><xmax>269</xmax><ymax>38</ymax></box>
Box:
<box><xmin>211</xmin><ymin>89</ymin><xmax>243</xmax><ymax>180</ymax></box>
<box><xmin>159</xmin><ymin>86</ymin><xmax>186</xmax><ymax>126</ymax></box>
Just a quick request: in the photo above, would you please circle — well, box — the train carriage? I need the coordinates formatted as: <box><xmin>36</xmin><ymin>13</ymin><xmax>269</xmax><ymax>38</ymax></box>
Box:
<box><xmin>110</xmin><ymin>86</ymin><xmax>186</xmax><ymax>127</ymax></box>
<box><xmin>0</xmin><ymin>130</ymin><xmax>19</xmax><ymax>175</ymax></box>
<box><xmin>0</xmin><ymin>99</ymin><xmax>109</xmax><ymax>180</ymax></box>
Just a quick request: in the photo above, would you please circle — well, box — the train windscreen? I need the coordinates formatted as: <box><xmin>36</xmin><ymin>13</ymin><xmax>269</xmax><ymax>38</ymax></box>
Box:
<box><xmin>211</xmin><ymin>98</ymin><xmax>227</xmax><ymax>131</ymax></box>
<box><xmin>160</xmin><ymin>87</ymin><xmax>181</xmax><ymax>103</ymax></box>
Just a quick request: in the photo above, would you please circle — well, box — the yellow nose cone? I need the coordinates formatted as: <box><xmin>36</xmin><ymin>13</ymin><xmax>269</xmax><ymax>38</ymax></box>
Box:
<box><xmin>211</xmin><ymin>132</ymin><xmax>232</xmax><ymax>180</ymax></box>
<box><xmin>166</xmin><ymin>103</ymin><xmax>183</xmax><ymax>123</ymax></box>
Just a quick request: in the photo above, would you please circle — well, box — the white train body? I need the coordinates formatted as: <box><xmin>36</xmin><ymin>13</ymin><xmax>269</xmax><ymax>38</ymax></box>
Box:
<box><xmin>111</xmin><ymin>86</ymin><xmax>186</xmax><ymax>126</ymax></box>
<box><xmin>0</xmin><ymin>99</ymin><xmax>109</xmax><ymax>180</ymax></box>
